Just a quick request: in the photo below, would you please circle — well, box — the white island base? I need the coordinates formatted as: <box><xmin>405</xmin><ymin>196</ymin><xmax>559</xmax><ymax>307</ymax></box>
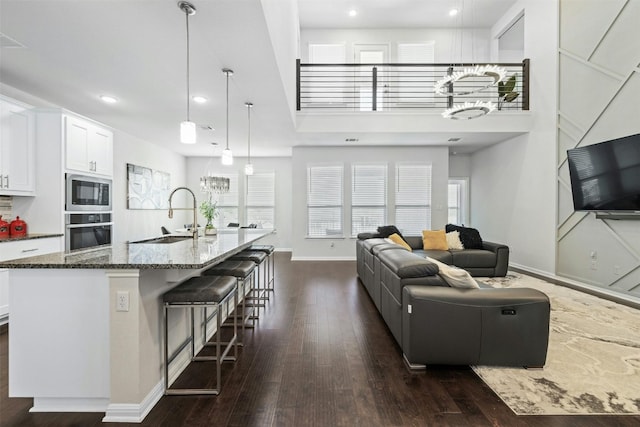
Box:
<box><xmin>10</xmin><ymin>267</ymin><xmax>200</xmax><ymax>422</ymax></box>
<box><xmin>6</xmin><ymin>229</ymin><xmax>272</xmax><ymax>423</ymax></box>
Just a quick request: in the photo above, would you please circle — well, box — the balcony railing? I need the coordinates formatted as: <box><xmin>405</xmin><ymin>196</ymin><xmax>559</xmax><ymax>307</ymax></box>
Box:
<box><xmin>296</xmin><ymin>59</ymin><xmax>529</xmax><ymax>112</ymax></box>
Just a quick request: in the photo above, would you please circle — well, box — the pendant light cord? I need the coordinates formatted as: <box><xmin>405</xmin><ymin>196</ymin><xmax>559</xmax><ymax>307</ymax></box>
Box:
<box><xmin>247</xmin><ymin>104</ymin><xmax>251</xmax><ymax>163</ymax></box>
<box><xmin>225</xmin><ymin>71</ymin><xmax>229</xmax><ymax>150</ymax></box>
<box><xmin>185</xmin><ymin>10</ymin><xmax>191</xmax><ymax>121</ymax></box>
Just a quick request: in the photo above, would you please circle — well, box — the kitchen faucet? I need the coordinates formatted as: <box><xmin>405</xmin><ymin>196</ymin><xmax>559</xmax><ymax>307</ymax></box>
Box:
<box><xmin>168</xmin><ymin>187</ymin><xmax>198</xmax><ymax>240</ymax></box>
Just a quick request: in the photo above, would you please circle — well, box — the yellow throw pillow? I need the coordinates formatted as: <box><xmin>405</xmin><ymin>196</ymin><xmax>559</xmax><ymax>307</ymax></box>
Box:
<box><xmin>388</xmin><ymin>233</ymin><xmax>412</xmax><ymax>251</ymax></box>
<box><xmin>422</xmin><ymin>230</ymin><xmax>448</xmax><ymax>251</ymax></box>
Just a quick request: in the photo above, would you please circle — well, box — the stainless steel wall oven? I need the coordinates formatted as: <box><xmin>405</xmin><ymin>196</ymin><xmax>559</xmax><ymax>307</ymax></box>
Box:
<box><xmin>65</xmin><ymin>213</ymin><xmax>113</xmax><ymax>251</ymax></box>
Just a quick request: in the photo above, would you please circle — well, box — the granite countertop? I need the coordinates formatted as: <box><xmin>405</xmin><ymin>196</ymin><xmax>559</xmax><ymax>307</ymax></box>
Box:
<box><xmin>0</xmin><ymin>229</ymin><xmax>273</xmax><ymax>269</ymax></box>
<box><xmin>0</xmin><ymin>233</ymin><xmax>64</xmax><ymax>243</ymax></box>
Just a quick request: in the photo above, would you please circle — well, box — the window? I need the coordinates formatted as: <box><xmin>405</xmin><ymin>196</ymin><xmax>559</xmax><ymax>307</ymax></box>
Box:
<box><xmin>308</xmin><ymin>43</ymin><xmax>346</xmax><ymax>106</ymax></box>
<box><xmin>448</xmin><ymin>178</ymin><xmax>469</xmax><ymax>225</ymax></box>
<box><xmin>211</xmin><ymin>173</ymin><xmax>238</xmax><ymax>228</ymax></box>
<box><xmin>246</xmin><ymin>172</ymin><xmax>275</xmax><ymax>228</ymax></box>
<box><xmin>396</xmin><ymin>42</ymin><xmax>435</xmax><ymax>104</ymax></box>
<box><xmin>395</xmin><ymin>163</ymin><xmax>432</xmax><ymax>235</ymax></box>
<box><xmin>307</xmin><ymin>165</ymin><xmax>343</xmax><ymax>237</ymax></box>
<box><xmin>352</xmin><ymin>164</ymin><xmax>387</xmax><ymax>235</ymax></box>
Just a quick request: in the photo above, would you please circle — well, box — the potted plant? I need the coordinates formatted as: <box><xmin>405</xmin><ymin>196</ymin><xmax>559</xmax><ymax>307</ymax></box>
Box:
<box><xmin>497</xmin><ymin>75</ymin><xmax>520</xmax><ymax>110</ymax></box>
<box><xmin>199</xmin><ymin>197</ymin><xmax>219</xmax><ymax>235</ymax></box>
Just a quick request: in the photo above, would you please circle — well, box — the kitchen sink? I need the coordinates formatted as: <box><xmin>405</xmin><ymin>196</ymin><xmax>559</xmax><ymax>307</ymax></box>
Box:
<box><xmin>131</xmin><ymin>236</ymin><xmax>193</xmax><ymax>244</ymax></box>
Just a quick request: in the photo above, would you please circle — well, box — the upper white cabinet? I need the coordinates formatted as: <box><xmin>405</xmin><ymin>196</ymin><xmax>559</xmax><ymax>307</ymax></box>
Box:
<box><xmin>65</xmin><ymin>115</ymin><xmax>113</xmax><ymax>176</ymax></box>
<box><xmin>0</xmin><ymin>97</ymin><xmax>36</xmax><ymax>195</ymax></box>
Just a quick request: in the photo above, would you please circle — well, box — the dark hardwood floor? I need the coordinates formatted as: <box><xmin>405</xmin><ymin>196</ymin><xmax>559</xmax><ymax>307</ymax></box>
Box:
<box><xmin>1</xmin><ymin>253</ymin><xmax>638</xmax><ymax>426</ymax></box>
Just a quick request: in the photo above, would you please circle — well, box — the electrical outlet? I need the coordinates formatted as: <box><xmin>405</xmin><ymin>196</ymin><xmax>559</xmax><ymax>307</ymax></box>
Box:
<box><xmin>614</xmin><ymin>265</ymin><xmax>621</xmax><ymax>275</ymax></box>
<box><xmin>116</xmin><ymin>291</ymin><xmax>130</xmax><ymax>312</ymax></box>
<box><xmin>590</xmin><ymin>260</ymin><xmax>597</xmax><ymax>270</ymax></box>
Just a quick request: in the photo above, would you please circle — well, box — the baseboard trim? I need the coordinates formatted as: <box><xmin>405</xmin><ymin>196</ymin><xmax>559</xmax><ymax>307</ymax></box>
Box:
<box><xmin>509</xmin><ymin>263</ymin><xmax>640</xmax><ymax>310</ymax></box>
<box><xmin>291</xmin><ymin>256</ymin><xmax>356</xmax><ymax>261</ymax></box>
<box><xmin>403</xmin><ymin>354</ymin><xmax>426</xmax><ymax>371</ymax></box>
<box><xmin>102</xmin><ymin>381</ymin><xmax>163</xmax><ymax>423</ymax></box>
<box><xmin>30</xmin><ymin>397</ymin><xmax>109</xmax><ymax>413</ymax></box>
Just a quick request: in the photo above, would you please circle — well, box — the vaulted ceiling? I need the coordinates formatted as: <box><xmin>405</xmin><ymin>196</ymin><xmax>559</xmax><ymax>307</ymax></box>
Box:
<box><xmin>0</xmin><ymin>0</ymin><xmax>518</xmax><ymax>157</ymax></box>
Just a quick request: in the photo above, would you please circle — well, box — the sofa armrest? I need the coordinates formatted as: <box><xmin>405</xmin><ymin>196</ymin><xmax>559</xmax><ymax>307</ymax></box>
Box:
<box><xmin>402</xmin><ymin>285</ymin><xmax>550</xmax><ymax>367</ymax></box>
<box><xmin>482</xmin><ymin>241</ymin><xmax>510</xmax><ymax>276</ymax></box>
<box><xmin>358</xmin><ymin>232</ymin><xmax>380</xmax><ymax>240</ymax></box>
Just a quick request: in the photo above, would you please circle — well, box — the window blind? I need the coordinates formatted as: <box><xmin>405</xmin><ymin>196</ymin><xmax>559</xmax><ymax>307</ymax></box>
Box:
<box><xmin>395</xmin><ymin>164</ymin><xmax>432</xmax><ymax>235</ymax></box>
<box><xmin>246</xmin><ymin>171</ymin><xmax>275</xmax><ymax>228</ymax></box>
<box><xmin>307</xmin><ymin>165</ymin><xmax>343</xmax><ymax>237</ymax></box>
<box><xmin>448</xmin><ymin>181</ymin><xmax>461</xmax><ymax>224</ymax></box>
<box><xmin>352</xmin><ymin>164</ymin><xmax>387</xmax><ymax>235</ymax></box>
<box><xmin>211</xmin><ymin>173</ymin><xmax>238</xmax><ymax>228</ymax></box>
<box><xmin>448</xmin><ymin>178</ymin><xmax>469</xmax><ymax>225</ymax></box>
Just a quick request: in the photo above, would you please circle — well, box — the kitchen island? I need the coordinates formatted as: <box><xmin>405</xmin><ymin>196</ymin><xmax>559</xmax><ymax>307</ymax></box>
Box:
<box><xmin>1</xmin><ymin>229</ymin><xmax>273</xmax><ymax>423</ymax></box>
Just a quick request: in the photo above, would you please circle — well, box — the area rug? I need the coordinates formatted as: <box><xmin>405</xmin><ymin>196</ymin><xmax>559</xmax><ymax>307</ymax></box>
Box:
<box><xmin>472</xmin><ymin>272</ymin><xmax>640</xmax><ymax>415</ymax></box>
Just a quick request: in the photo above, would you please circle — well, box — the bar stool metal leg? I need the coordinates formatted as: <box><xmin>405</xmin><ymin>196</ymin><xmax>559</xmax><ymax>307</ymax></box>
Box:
<box><xmin>163</xmin><ymin>275</ymin><xmax>238</xmax><ymax>396</ymax></box>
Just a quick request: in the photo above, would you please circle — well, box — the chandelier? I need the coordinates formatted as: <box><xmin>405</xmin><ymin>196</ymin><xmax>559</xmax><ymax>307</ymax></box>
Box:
<box><xmin>200</xmin><ymin>143</ymin><xmax>230</xmax><ymax>193</ymax></box>
<box><xmin>434</xmin><ymin>65</ymin><xmax>506</xmax><ymax>96</ymax></box>
<box><xmin>200</xmin><ymin>175</ymin><xmax>230</xmax><ymax>193</ymax></box>
<box><xmin>435</xmin><ymin>0</ymin><xmax>506</xmax><ymax>119</ymax></box>
<box><xmin>441</xmin><ymin>100</ymin><xmax>496</xmax><ymax>120</ymax></box>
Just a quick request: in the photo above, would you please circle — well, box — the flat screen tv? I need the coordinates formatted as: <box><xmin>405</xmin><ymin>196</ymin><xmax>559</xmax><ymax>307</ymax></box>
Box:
<box><xmin>567</xmin><ymin>133</ymin><xmax>640</xmax><ymax>212</ymax></box>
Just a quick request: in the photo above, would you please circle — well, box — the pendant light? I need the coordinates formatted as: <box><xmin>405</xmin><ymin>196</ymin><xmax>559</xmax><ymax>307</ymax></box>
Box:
<box><xmin>244</xmin><ymin>102</ymin><xmax>254</xmax><ymax>175</ymax></box>
<box><xmin>179</xmin><ymin>1</ymin><xmax>197</xmax><ymax>144</ymax></box>
<box><xmin>221</xmin><ymin>68</ymin><xmax>234</xmax><ymax>165</ymax></box>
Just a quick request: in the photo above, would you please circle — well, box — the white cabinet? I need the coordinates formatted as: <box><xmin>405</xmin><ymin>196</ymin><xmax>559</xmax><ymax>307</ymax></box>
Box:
<box><xmin>0</xmin><ymin>236</ymin><xmax>63</xmax><ymax>324</ymax></box>
<box><xmin>0</xmin><ymin>269</ymin><xmax>8</xmax><ymax>323</ymax></box>
<box><xmin>0</xmin><ymin>97</ymin><xmax>36</xmax><ymax>195</ymax></box>
<box><xmin>65</xmin><ymin>115</ymin><xmax>113</xmax><ymax>176</ymax></box>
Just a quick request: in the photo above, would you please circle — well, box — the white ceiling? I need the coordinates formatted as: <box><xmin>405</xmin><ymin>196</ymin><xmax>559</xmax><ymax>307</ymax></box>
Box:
<box><xmin>298</xmin><ymin>0</ymin><xmax>517</xmax><ymax>29</ymax></box>
<box><xmin>0</xmin><ymin>0</ymin><xmax>518</xmax><ymax>158</ymax></box>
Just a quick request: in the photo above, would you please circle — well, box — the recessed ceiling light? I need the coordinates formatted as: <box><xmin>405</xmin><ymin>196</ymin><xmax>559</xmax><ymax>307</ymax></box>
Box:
<box><xmin>449</xmin><ymin>8</ymin><xmax>459</xmax><ymax>17</ymax></box>
<box><xmin>99</xmin><ymin>95</ymin><xmax>118</xmax><ymax>104</ymax></box>
<box><xmin>348</xmin><ymin>9</ymin><xmax>357</xmax><ymax>17</ymax></box>
<box><xmin>192</xmin><ymin>95</ymin><xmax>207</xmax><ymax>103</ymax></box>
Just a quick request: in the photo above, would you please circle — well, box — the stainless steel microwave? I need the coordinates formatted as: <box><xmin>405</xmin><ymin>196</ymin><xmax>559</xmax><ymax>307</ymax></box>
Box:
<box><xmin>65</xmin><ymin>174</ymin><xmax>112</xmax><ymax>211</ymax></box>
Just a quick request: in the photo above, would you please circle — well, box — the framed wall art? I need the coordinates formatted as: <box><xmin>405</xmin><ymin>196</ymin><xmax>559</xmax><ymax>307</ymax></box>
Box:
<box><xmin>127</xmin><ymin>163</ymin><xmax>171</xmax><ymax>209</ymax></box>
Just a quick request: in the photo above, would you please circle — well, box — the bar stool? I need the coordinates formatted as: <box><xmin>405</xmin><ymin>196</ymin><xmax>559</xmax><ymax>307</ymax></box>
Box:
<box><xmin>229</xmin><ymin>250</ymin><xmax>269</xmax><ymax>309</ymax></box>
<box><xmin>163</xmin><ymin>275</ymin><xmax>238</xmax><ymax>395</ymax></box>
<box><xmin>249</xmin><ymin>244</ymin><xmax>275</xmax><ymax>293</ymax></box>
<box><xmin>203</xmin><ymin>260</ymin><xmax>257</xmax><ymax>335</ymax></box>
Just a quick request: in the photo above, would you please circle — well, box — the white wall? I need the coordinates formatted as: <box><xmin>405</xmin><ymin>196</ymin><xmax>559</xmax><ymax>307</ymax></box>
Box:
<box><xmin>556</xmin><ymin>0</ymin><xmax>640</xmax><ymax>299</ymax></box>
<box><xmin>112</xmin><ymin>132</ymin><xmax>188</xmax><ymax>243</ymax></box>
<box><xmin>185</xmin><ymin>156</ymin><xmax>292</xmax><ymax>250</ymax></box>
<box><xmin>260</xmin><ymin>0</ymin><xmax>300</xmax><ymax>122</ymax></box>
<box><xmin>291</xmin><ymin>145</ymin><xmax>449</xmax><ymax>260</ymax></box>
<box><xmin>469</xmin><ymin>0</ymin><xmax>558</xmax><ymax>274</ymax></box>
<box><xmin>449</xmin><ymin>154</ymin><xmax>471</xmax><ymax>177</ymax></box>
<box><xmin>300</xmin><ymin>28</ymin><xmax>491</xmax><ymax>63</ymax></box>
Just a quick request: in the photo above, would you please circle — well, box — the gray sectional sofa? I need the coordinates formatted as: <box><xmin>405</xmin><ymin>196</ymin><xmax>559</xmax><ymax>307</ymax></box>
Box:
<box><xmin>402</xmin><ymin>235</ymin><xmax>509</xmax><ymax>277</ymax></box>
<box><xmin>356</xmin><ymin>236</ymin><xmax>550</xmax><ymax>369</ymax></box>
